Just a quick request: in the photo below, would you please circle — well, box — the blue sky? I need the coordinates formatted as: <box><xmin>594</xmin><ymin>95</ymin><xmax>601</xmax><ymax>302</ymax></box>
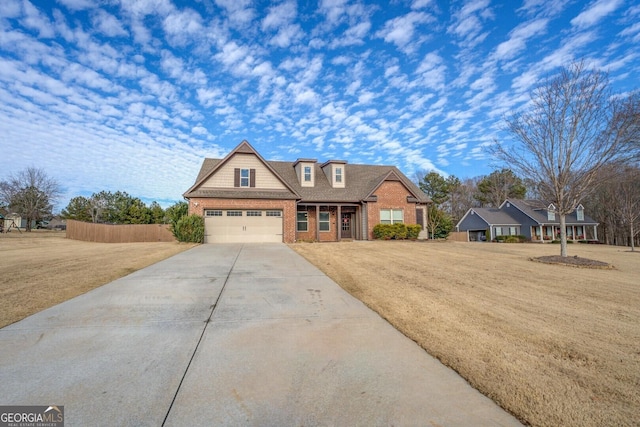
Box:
<box><xmin>1</xmin><ymin>0</ymin><xmax>638</xmax><ymax>210</ymax></box>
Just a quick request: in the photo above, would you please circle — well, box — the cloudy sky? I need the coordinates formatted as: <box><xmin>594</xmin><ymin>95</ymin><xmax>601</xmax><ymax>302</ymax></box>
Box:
<box><xmin>1</xmin><ymin>0</ymin><xmax>638</xmax><ymax>210</ymax></box>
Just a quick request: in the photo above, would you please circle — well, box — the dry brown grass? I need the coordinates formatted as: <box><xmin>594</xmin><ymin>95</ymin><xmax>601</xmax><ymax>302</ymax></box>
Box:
<box><xmin>291</xmin><ymin>240</ymin><xmax>640</xmax><ymax>427</ymax></box>
<box><xmin>0</xmin><ymin>230</ymin><xmax>196</xmax><ymax>328</ymax></box>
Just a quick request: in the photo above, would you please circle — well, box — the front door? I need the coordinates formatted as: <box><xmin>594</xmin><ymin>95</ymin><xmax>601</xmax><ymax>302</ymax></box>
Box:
<box><xmin>341</xmin><ymin>213</ymin><xmax>352</xmax><ymax>238</ymax></box>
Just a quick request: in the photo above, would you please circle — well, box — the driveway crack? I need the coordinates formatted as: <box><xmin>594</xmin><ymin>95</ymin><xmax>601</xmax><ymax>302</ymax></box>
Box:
<box><xmin>161</xmin><ymin>244</ymin><xmax>243</xmax><ymax>426</ymax></box>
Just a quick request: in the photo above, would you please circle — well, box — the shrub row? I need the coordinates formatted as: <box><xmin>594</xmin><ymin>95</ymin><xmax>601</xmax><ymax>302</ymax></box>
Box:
<box><xmin>373</xmin><ymin>223</ymin><xmax>422</xmax><ymax>240</ymax></box>
<box><xmin>494</xmin><ymin>235</ymin><xmax>528</xmax><ymax>243</ymax></box>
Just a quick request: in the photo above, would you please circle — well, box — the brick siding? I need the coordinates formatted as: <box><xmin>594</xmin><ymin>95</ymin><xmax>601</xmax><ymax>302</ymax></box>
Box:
<box><xmin>366</xmin><ymin>181</ymin><xmax>419</xmax><ymax>239</ymax></box>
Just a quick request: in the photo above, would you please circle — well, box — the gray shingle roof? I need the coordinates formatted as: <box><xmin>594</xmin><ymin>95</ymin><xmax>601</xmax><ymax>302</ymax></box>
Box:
<box><xmin>185</xmin><ymin>143</ymin><xmax>430</xmax><ymax>204</ymax></box>
<box><xmin>506</xmin><ymin>199</ymin><xmax>598</xmax><ymax>225</ymax></box>
<box><xmin>471</xmin><ymin>208</ymin><xmax>521</xmax><ymax>225</ymax></box>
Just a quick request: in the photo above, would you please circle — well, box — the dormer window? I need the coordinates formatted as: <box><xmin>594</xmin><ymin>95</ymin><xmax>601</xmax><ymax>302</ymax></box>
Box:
<box><xmin>576</xmin><ymin>205</ymin><xmax>584</xmax><ymax>221</ymax></box>
<box><xmin>335</xmin><ymin>167</ymin><xmax>342</xmax><ymax>183</ymax></box>
<box><xmin>294</xmin><ymin>159</ymin><xmax>317</xmax><ymax>187</ymax></box>
<box><xmin>321</xmin><ymin>160</ymin><xmax>347</xmax><ymax>188</ymax></box>
<box><xmin>547</xmin><ymin>204</ymin><xmax>556</xmax><ymax>221</ymax></box>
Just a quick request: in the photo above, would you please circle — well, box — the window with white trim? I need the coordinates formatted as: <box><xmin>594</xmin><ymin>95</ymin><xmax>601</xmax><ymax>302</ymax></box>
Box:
<box><xmin>266</xmin><ymin>211</ymin><xmax>281</xmax><ymax>217</ymax></box>
<box><xmin>335</xmin><ymin>167</ymin><xmax>342</xmax><ymax>183</ymax></box>
<box><xmin>297</xmin><ymin>211</ymin><xmax>308</xmax><ymax>231</ymax></box>
<box><xmin>380</xmin><ymin>209</ymin><xmax>404</xmax><ymax>224</ymax></box>
<box><xmin>319</xmin><ymin>212</ymin><xmax>330</xmax><ymax>231</ymax></box>
<box><xmin>246</xmin><ymin>211</ymin><xmax>262</xmax><ymax>216</ymax></box>
<box><xmin>205</xmin><ymin>210</ymin><xmax>222</xmax><ymax>216</ymax></box>
<box><xmin>495</xmin><ymin>227</ymin><xmax>502</xmax><ymax>236</ymax></box>
<box><xmin>304</xmin><ymin>166</ymin><xmax>312</xmax><ymax>182</ymax></box>
<box><xmin>576</xmin><ymin>206</ymin><xmax>584</xmax><ymax>221</ymax></box>
<box><xmin>227</xmin><ymin>211</ymin><xmax>242</xmax><ymax>216</ymax></box>
<box><xmin>240</xmin><ymin>169</ymin><xmax>250</xmax><ymax>187</ymax></box>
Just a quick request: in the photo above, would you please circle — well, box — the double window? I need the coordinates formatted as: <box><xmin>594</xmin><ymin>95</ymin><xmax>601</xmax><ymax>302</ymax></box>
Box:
<box><xmin>297</xmin><ymin>210</ymin><xmax>331</xmax><ymax>232</ymax></box>
<box><xmin>380</xmin><ymin>209</ymin><xmax>403</xmax><ymax>224</ymax></box>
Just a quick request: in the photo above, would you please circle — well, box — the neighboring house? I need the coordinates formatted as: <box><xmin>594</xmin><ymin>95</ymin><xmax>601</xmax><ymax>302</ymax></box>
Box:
<box><xmin>183</xmin><ymin>140</ymin><xmax>430</xmax><ymax>243</ymax></box>
<box><xmin>456</xmin><ymin>198</ymin><xmax>599</xmax><ymax>242</ymax></box>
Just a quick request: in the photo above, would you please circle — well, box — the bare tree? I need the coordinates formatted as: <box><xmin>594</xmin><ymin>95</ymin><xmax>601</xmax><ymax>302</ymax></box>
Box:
<box><xmin>614</xmin><ymin>166</ymin><xmax>640</xmax><ymax>251</ymax></box>
<box><xmin>493</xmin><ymin>62</ymin><xmax>640</xmax><ymax>257</ymax></box>
<box><xmin>0</xmin><ymin>168</ymin><xmax>61</xmax><ymax>231</ymax></box>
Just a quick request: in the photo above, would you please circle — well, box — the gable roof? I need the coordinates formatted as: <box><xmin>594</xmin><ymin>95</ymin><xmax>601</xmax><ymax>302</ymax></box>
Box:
<box><xmin>504</xmin><ymin>199</ymin><xmax>598</xmax><ymax>225</ymax></box>
<box><xmin>184</xmin><ymin>141</ymin><xmax>430</xmax><ymax>204</ymax></box>
<box><xmin>461</xmin><ymin>208</ymin><xmax>521</xmax><ymax>227</ymax></box>
<box><xmin>183</xmin><ymin>140</ymin><xmax>299</xmax><ymax>199</ymax></box>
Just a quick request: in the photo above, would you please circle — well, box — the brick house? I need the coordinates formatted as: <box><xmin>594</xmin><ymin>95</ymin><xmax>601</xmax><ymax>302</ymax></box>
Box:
<box><xmin>183</xmin><ymin>140</ymin><xmax>430</xmax><ymax>243</ymax></box>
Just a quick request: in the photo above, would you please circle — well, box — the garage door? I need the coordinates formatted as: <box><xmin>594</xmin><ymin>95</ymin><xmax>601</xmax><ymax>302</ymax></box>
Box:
<box><xmin>204</xmin><ymin>210</ymin><xmax>283</xmax><ymax>243</ymax></box>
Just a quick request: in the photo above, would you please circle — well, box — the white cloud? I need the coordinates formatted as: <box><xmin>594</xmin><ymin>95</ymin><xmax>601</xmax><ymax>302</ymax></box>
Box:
<box><xmin>214</xmin><ymin>0</ymin><xmax>255</xmax><ymax>27</ymax></box>
<box><xmin>163</xmin><ymin>7</ymin><xmax>204</xmax><ymax>46</ymax></box>
<box><xmin>92</xmin><ymin>10</ymin><xmax>128</xmax><ymax>37</ymax></box>
<box><xmin>571</xmin><ymin>0</ymin><xmax>624</xmax><ymax>29</ymax></box>
<box><xmin>415</xmin><ymin>52</ymin><xmax>447</xmax><ymax>91</ymax></box>
<box><xmin>262</xmin><ymin>1</ymin><xmax>297</xmax><ymax>31</ymax></box>
<box><xmin>56</xmin><ymin>0</ymin><xmax>95</xmax><ymax>11</ymax></box>
<box><xmin>21</xmin><ymin>0</ymin><xmax>55</xmax><ymax>38</ymax></box>
<box><xmin>494</xmin><ymin>18</ymin><xmax>548</xmax><ymax>61</ymax></box>
<box><xmin>376</xmin><ymin>12</ymin><xmax>433</xmax><ymax>52</ymax></box>
<box><xmin>318</xmin><ymin>0</ymin><xmax>349</xmax><ymax>27</ymax></box>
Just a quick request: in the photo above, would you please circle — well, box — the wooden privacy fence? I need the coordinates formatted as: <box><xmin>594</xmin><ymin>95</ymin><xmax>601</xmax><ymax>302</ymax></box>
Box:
<box><xmin>447</xmin><ymin>231</ymin><xmax>469</xmax><ymax>242</ymax></box>
<box><xmin>66</xmin><ymin>220</ymin><xmax>176</xmax><ymax>243</ymax></box>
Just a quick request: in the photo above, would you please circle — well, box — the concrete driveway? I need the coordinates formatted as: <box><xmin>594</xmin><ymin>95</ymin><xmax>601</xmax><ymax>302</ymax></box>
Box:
<box><xmin>0</xmin><ymin>244</ymin><xmax>522</xmax><ymax>426</ymax></box>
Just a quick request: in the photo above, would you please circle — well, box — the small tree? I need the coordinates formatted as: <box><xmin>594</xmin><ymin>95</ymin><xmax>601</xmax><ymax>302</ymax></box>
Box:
<box><xmin>148</xmin><ymin>202</ymin><xmax>165</xmax><ymax>224</ymax></box>
<box><xmin>426</xmin><ymin>204</ymin><xmax>453</xmax><ymax>239</ymax></box>
<box><xmin>493</xmin><ymin>62</ymin><xmax>640</xmax><ymax>257</ymax></box>
<box><xmin>165</xmin><ymin>201</ymin><xmax>188</xmax><ymax>233</ymax></box>
<box><xmin>61</xmin><ymin>196</ymin><xmax>93</xmax><ymax>222</ymax></box>
<box><xmin>0</xmin><ymin>168</ymin><xmax>61</xmax><ymax>231</ymax></box>
<box><xmin>173</xmin><ymin>214</ymin><xmax>204</xmax><ymax>243</ymax></box>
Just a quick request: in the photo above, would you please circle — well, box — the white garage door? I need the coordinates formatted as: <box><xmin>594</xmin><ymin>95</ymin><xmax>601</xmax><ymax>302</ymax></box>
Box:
<box><xmin>204</xmin><ymin>210</ymin><xmax>283</xmax><ymax>243</ymax></box>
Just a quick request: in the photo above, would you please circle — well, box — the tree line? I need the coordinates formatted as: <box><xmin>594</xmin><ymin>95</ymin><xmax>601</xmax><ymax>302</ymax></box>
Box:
<box><xmin>60</xmin><ymin>191</ymin><xmax>186</xmax><ymax>225</ymax></box>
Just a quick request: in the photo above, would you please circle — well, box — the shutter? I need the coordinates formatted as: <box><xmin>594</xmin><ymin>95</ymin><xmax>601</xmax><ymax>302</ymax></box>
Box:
<box><xmin>234</xmin><ymin>168</ymin><xmax>240</xmax><ymax>187</ymax></box>
<box><xmin>250</xmin><ymin>169</ymin><xmax>256</xmax><ymax>187</ymax></box>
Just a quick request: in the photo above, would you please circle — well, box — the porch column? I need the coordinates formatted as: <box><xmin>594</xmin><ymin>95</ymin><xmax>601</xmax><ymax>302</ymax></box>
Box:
<box><xmin>594</xmin><ymin>225</ymin><xmax>598</xmax><ymax>241</ymax></box>
<box><xmin>337</xmin><ymin>205</ymin><xmax>341</xmax><ymax>242</ymax></box>
<box><xmin>316</xmin><ymin>204</ymin><xmax>321</xmax><ymax>241</ymax></box>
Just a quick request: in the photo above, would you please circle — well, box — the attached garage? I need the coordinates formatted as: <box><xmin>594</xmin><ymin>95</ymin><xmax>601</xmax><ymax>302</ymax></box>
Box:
<box><xmin>204</xmin><ymin>209</ymin><xmax>283</xmax><ymax>243</ymax></box>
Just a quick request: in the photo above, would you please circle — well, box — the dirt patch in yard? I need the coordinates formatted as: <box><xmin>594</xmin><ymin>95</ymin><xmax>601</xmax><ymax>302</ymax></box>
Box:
<box><xmin>0</xmin><ymin>230</ymin><xmax>196</xmax><ymax>328</ymax></box>
<box><xmin>291</xmin><ymin>240</ymin><xmax>640</xmax><ymax>427</ymax></box>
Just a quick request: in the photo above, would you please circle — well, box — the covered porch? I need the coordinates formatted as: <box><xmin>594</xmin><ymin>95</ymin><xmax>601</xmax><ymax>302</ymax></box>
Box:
<box><xmin>296</xmin><ymin>203</ymin><xmax>362</xmax><ymax>242</ymax></box>
<box><xmin>530</xmin><ymin>224</ymin><xmax>599</xmax><ymax>242</ymax></box>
